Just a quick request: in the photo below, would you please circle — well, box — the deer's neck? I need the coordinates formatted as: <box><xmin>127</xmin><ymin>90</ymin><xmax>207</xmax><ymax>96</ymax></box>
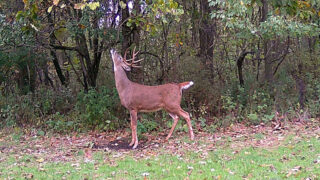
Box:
<box><xmin>114</xmin><ymin>67</ymin><xmax>131</xmax><ymax>94</ymax></box>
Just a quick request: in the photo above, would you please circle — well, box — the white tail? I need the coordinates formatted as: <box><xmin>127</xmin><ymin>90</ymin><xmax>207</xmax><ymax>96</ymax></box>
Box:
<box><xmin>110</xmin><ymin>48</ymin><xmax>194</xmax><ymax>149</ymax></box>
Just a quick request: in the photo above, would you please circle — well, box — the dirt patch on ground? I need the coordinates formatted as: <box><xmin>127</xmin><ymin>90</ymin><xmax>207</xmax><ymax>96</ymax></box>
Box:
<box><xmin>91</xmin><ymin>138</ymin><xmax>147</xmax><ymax>150</ymax></box>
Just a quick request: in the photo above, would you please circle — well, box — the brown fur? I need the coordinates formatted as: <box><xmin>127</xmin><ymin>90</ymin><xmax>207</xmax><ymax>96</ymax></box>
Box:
<box><xmin>110</xmin><ymin>49</ymin><xmax>194</xmax><ymax>149</ymax></box>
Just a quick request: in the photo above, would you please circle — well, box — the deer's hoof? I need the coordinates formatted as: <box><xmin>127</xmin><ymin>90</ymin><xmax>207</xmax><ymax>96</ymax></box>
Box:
<box><xmin>129</xmin><ymin>141</ymin><xmax>134</xmax><ymax>147</ymax></box>
<box><xmin>132</xmin><ymin>143</ymin><xmax>138</xmax><ymax>149</ymax></box>
<box><xmin>190</xmin><ymin>135</ymin><xmax>195</xmax><ymax>141</ymax></box>
<box><xmin>165</xmin><ymin>136</ymin><xmax>170</xmax><ymax>141</ymax></box>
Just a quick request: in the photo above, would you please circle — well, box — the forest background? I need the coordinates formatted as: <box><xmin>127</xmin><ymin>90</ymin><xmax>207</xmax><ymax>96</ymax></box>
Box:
<box><xmin>0</xmin><ymin>0</ymin><xmax>319</xmax><ymax>134</ymax></box>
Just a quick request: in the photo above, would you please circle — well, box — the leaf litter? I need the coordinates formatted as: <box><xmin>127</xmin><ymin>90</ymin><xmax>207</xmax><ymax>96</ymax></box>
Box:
<box><xmin>0</xmin><ymin>120</ymin><xmax>319</xmax><ymax>164</ymax></box>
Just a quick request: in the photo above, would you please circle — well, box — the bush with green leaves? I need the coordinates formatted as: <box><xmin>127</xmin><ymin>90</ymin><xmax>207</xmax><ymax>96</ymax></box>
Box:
<box><xmin>45</xmin><ymin>112</ymin><xmax>81</xmax><ymax>133</ymax></box>
<box><xmin>0</xmin><ymin>86</ymin><xmax>75</xmax><ymax>128</ymax></box>
<box><xmin>75</xmin><ymin>87</ymin><xmax>122</xmax><ymax>130</ymax></box>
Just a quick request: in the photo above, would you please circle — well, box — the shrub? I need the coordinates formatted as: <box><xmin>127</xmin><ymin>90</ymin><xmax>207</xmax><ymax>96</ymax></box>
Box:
<box><xmin>0</xmin><ymin>86</ymin><xmax>75</xmax><ymax>128</ymax></box>
<box><xmin>75</xmin><ymin>87</ymin><xmax>123</xmax><ymax>130</ymax></box>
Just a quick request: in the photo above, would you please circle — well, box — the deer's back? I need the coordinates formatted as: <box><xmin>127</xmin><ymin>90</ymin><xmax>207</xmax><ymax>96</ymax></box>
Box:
<box><xmin>123</xmin><ymin>83</ymin><xmax>182</xmax><ymax>112</ymax></box>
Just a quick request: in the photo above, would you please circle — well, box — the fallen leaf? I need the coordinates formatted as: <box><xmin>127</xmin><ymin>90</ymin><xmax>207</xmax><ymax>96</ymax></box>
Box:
<box><xmin>53</xmin><ymin>0</ymin><xmax>59</xmax><ymax>6</ymax></box>
<box><xmin>47</xmin><ymin>5</ymin><xmax>53</xmax><ymax>13</ymax></box>
<box><xmin>84</xmin><ymin>148</ymin><xmax>92</xmax><ymax>159</ymax></box>
<box><xmin>286</xmin><ymin>166</ymin><xmax>302</xmax><ymax>177</ymax></box>
<box><xmin>39</xmin><ymin>168</ymin><xmax>45</xmax><ymax>172</ymax></box>
<box><xmin>74</xmin><ymin>3</ymin><xmax>85</xmax><ymax>10</ymax></box>
<box><xmin>36</xmin><ymin>158</ymin><xmax>44</xmax><ymax>163</ymax></box>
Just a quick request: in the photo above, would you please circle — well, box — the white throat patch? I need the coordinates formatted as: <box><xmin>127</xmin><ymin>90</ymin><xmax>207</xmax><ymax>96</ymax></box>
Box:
<box><xmin>113</xmin><ymin>64</ymin><xmax>117</xmax><ymax>72</ymax></box>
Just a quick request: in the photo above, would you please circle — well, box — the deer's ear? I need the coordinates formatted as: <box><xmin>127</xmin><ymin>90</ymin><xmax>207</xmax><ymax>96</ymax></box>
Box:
<box><xmin>122</xmin><ymin>64</ymin><xmax>131</xmax><ymax>71</ymax></box>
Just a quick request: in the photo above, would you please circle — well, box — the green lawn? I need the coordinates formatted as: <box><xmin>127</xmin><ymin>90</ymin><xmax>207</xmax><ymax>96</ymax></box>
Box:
<box><xmin>0</xmin><ymin>126</ymin><xmax>319</xmax><ymax>179</ymax></box>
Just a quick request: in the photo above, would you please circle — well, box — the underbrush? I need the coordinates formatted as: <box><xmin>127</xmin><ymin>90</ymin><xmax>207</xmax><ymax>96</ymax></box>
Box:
<box><xmin>0</xmin><ymin>86</ymin><xmax>127</xmax><ymax>133</ymax></box>
<box><xmin>0</xmin><ymin>68</ymin><xmax>319</xmax><ymax>134</ymax></box>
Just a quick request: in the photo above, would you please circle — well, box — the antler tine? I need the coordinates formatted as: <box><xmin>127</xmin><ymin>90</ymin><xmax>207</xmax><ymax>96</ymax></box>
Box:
<box><xmin>133</xmin><ymin>47</ymin><xmax>139</xmax><ymax>56</ymax></box>
<box><xmin>132</xmin><ymin>64</ymin><xmax>142</xmax><ymax>68</ymax></box>
<box><xmin>125</xmin><ymin>47</ymin><xmax>140</xmax><ymax>62</ymax></box>
<box><xmin>123</xmin><ymin>48</ymin><xmax>129</xmax><ymax>61</ymax></box>
<box><xmin>122</xmin><ymin>46</ymin><xmax>143</xmax><ymax>67</ymax></box>
<box><xmin>123</xmin><ymin>59</ymin><xmax>132</xmax><ymax>66</ymax></box>
<box><xmin>133</xmin><ymin>58</ymin><xmax>144</xmax><ymax>63</ymax></box>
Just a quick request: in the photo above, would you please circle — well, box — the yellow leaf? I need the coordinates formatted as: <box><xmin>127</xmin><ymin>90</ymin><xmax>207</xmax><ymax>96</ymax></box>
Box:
<box><xmin>240</xmin><ymin>1</ymin><xmax>244</xmax><ymax>5</ymax></box>
<box><xmin>47</xmin><ymin>5</ymin><xmax>53</xmax><ymax>13</ymax></box>
<box><xmin>53</xmin><ymin>0</ymin><xmax>59</xmax><ymax>6</ymax></box>
<box><xmin>23</xmin><ymin>0</ymin><xmax>28</xmax><ymax>4</ymax></box>
<box><xmin>74</xmin><ymin>3</ymin><xmax>85</xmax><ymax>10</ymax></box>
<box><xmin>146</xmin><ymin>24</ymin><xmax>150</xmax><ymax>32</ymax></box>
<box><xmin>78</xmin><ymin>24</ymin><xmax>86</xmax><ymax>29</ymax></box>
<box><xmin>36</xmin><ymin>158</ymin><xmax>44</xmax><ymax>163</ymax></box>
<box><xmin>318</xmin><ymin>11</ymin><xmax>320</xmax><ymax>17</ymax></box>
<box><xmin>119</xmin><ymin>1</ymin><xmax>127</xmax><ymax>9</ymax></box>
<box><xmin>87</xmin><ymin>2</ymin><xmax>100</xmax><ymax>10</ymax></box>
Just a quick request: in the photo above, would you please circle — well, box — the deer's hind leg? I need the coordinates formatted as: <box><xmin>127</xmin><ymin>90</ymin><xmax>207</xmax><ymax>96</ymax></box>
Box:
<box><xmin>177</xmin><ymin>109</ymin><xmax>194</xmax><ymax>140</ymax></box>
<box><xmin>166</xmin><ymin>113</ymin><xmax>179</xmax><ymax>141</ymax></box>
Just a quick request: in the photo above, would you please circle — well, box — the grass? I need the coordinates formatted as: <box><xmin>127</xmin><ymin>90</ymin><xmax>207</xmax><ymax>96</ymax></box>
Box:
<box><xmin>0</xmin><ymin>131</ymin><xmax>319</xmax><ymax>179</ymax></box>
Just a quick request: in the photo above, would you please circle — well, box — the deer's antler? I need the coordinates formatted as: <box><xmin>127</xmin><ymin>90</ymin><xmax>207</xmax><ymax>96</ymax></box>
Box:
<box><xmin>123</xmin><ymin>47</ymin><xmax>143</xmax><ymax>68</ymax></box>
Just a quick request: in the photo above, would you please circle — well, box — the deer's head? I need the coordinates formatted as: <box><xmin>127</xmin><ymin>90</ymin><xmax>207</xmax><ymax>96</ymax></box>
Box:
<box><xmin>110</xmin><ymin>48</ymin><xmax>143</xmax><ymax>72</ymax></box>
<box><xmin>110</xmin><ymin>49</ymin><xmax>131</xmax><ymax>72</ymax></box>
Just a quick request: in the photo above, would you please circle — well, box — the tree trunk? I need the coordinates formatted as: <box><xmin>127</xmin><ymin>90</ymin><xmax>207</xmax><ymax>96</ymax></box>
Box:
<box><xmin>199</xmin><ymin>0</ymin><xmax>216</xmax><ymax>82</ymax></box>
<box><xmin>237</xmin><ymin>51</ymin><xmax>254</xmax><ymax>86</ymax></box>
<box><xmin>121</xmin><ymin>0</ymin><xmax>131</xmax><ymax>55</ymax></box>
<box><xmin>199</xmin><ymin>0</ymin><xmax>214</xmax><ymax>60</ymax></box>
<box><xmin>47</xmin><ymin>12</ymin><xmax>66</xmax><ymax>86</ymax></box>
<box><xmin>191</xmin><ymin>0</ymin><xmax>198</xmax><ymax>47</ymax></box>
<box><xmin>91</xmin><ymin>13</ymin><xmax>103</xmax><ymax>87</ymax></box>
<box><xmin>131</xmin><ymin>0</ymin><xmax>143</xmax><ymax>83</ymax></box>
<box><xmin>261</xmin><ymin>0</ymin><xmax>273</xmax><ymax>83</ymax></box>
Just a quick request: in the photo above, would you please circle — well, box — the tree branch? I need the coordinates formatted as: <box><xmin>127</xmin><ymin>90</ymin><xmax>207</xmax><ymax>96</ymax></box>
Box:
<box><xmin>50</xmin><ymin>44</ymin><xmax>78</xmax><ymax>51</ymax></box>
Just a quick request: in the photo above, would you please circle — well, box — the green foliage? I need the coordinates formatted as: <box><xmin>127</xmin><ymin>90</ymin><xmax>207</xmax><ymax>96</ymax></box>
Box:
<box><xmin>210</xmin><ymin>0</ymin><xmax>320</xmax><ymax>39</ymax></box>
<box><xmin>0</xmin><ymin>104</ymin><xmax>18</xmax><ymax>127</ymax></box>
<box><xmin>0</xmin><ymin>0</ymin><xmax>319</xmax><ymax>133</ymax></box>
<box><xmin>75</xmin><ymin>87</ymin><xmax>121</xmax><ymax>130</ymax></box>
<box><xmin>0</xmin><ymin>93</ymin><xmax>35</xmax><ymax>127</ymax></box>
<box><xmin>137</xmin><ymin>114</ymin><xmax>160</xmax><ymax>134</ymax></box>
<box><xmin>305</xmin><ymin>74</ymin><xmax>320</xmax><ymax>117</ymax></box>
<box><xmin>138</xmin><ymin>0</ymin><xmax>184</xmax><ymax>35</ymax></box>
<box><xmin>46</xmin><ymin>112</ymin><xmax>80</xmax><ymax>134</ymax></box>
<box><xmin>0</xmin><ymin>87</ymin><xmax>75</xmax><ymax>129</ymax></box>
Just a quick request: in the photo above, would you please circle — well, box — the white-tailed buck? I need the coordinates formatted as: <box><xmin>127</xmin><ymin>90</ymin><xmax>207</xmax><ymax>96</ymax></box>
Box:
<box><xmin>110</xmin><ymin>48</ymin><xmax>194</xmax><ymax>149</ymax></box>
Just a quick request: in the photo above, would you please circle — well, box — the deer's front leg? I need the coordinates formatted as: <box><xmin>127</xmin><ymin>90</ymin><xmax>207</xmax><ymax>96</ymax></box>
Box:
<box><xmin>129</xmin><ymin>113</ymin><xmax>135</xmax><ymax>147</ymax></box>
<box><xmin>129</xmin><ymin>110</ymin><xmax>138</xmax><ymax>149</ymax></box>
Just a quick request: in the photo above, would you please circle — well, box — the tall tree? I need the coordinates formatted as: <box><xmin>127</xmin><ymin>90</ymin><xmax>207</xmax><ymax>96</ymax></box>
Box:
<box><xmin>17</xmin><ymin>0</ymin><xmax>119</xmax><ymax>90</ymax></box>
<box><xmin>261</xmin><ymin>0</ymin><xmax>273</xmax><ymax>83</ymax></box>
<box><xmin>199</xmin><ymin>0</ymin><xmax>215</xmax><ymax>60</ymax></box>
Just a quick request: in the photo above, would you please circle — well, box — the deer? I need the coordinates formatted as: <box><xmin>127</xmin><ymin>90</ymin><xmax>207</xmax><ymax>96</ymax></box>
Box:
<box><xmin>110</xmin><ymin>48</ymin><xmax>194</xmax><ymax>149</ymax></box>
